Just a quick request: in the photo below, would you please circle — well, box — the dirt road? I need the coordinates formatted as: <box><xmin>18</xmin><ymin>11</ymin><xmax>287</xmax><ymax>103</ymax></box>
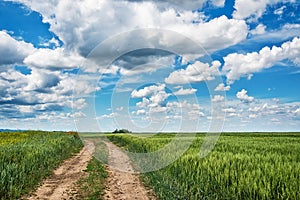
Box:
<box><xmin>24</xmin><ymin>139</ymin><xmax>155</xmax><ymax>200</ymax></box>
<box><xmin>24</xmin><ymin>141</ymin><xmax>94</xmax><ymax>200</ymax></box>
<box><xmin>104</xmin><ymin>141</ymin><xmax>156</xmax><ymax>200</ymax></box>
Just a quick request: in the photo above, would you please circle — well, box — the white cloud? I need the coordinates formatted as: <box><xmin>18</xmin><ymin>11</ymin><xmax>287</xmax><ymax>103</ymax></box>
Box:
<box><xmin>136</xmin><ymin>109</ymin><xmax>147</xmax><ymax>115</ymax></box>
<box><xmin>98</xmin><ymin>65</ymin><xmax>119</xmax><ymax>75</ymax></box>
<box><xmin>274</xmin><ymin>5</ymin><xmax>286</xmax><ymax>15</ymax></box>
<box><xmin>118</xmin><ymin>60</ymin><xmax>171</xmax><ymax>76</ymax></box>
<box><xmin>132</xmin><ymin>84</ymin><xmax>170</xmax><ymax>108</ymax></box>
<box><xmin>131</xmin><ymin>84</ymin><xmax>166</xmax><ymax>98</ymax></box>
<box><xmin>293</xmin><ymin>108</ymin><xmax>300</xmax><ymax>115</ymax></box>
<box><xmin>136</xmin><ymin>98</ymin><xmax>151</xmax><ymax>108</ymax></box>
<box><xmin>212</xmin><ymin>0</ymin><xmax>225</xmax><ymax>7</ymax></box>
<box><xmin>24</xmin><ymin>48</ymin><xmax>85</xmax><ymax>70</ymax></box>
<box><xmin>232</xmin><ymin>0</ymin><xmax>295</xmax><ymax>20</ymax></box>
<box><xmin>53</xmin><ymin>74</ymin><xmax>100</xmax><ymax>96</ymax></box>
<box><xmin>149</xmin><ymin>91</ymin><xmax>170</xmax><ymax>107</ymax></box>
<box><xmin>0</xmin><ymin>66</ymin><xmax>97</xmax><ymax>123</ymax></box>
<box><xmin>25</xmin><ymin>68</ymin><xmax>60</xmax><ymax>91</ymax></box>
<box><xmin>214</xmin><ymin>83</ymin><xmax>230</xmax><ymax>91</ymax></box>
<box><xmin>12</xmin><ymin>0</ymin><xmax>248</xmax><ymax>62</ymax></box>
<box><xmin>18</xmin><ymin>105</ymin><xmax>34</xmax><ymax>113</ymax></box>
<box><xmin>73</xmin><ymin>98</ymin><xmax>87</xmax><ymax>110</ymax></box>
<box><xmin>116</xmin><ymin>106</ymin><xmax>124</xmax><ymax>111</ymax></box>
<box><xmin>249</xmin><ymin>114</ymin><xmax>258</xmax><ymax>119</ymax></box>
<box><xmin>165</xmin><ymin>61</ymin><xmax>221</xmax><ymax>84</ymax></box>
<box><xmin>250</xmin><ymin>24</ymin><xmax>266</xmax><ymax>35</ymax></box>
<box><xmin>166</xmin><ymin>101</ymin><xmax>202</xmax><ymax>110</ymax></box>
<box><xmin>222</xmin><ymin>107</ymin><xmax>236</xmax><ymax>113</ymax></box>
<box><xmin>223</xmin><ymin>37</ymin><xmax>300</xmax><ymax>83</ymax></box>
<box><xmin>149</xmin><ymin>106</ymin><xmax>168</xmax><ymax>113</ymax></box>
<box><xmin>99</xmin><ymin>112</ymin><xmax>118</xmax><ymax>119</ymax></box>
<box><xmin>72</xmin><ymin>111</ymin><xmax>86</xmax><ymax>118</ymax></box>
<box><xmin>173</xmin><ymin>86</ymin><xmax>197</xmax><ymax>95</ymax></box>
<box><xmin>188</xmin><ymin>110</ymin><xmax>205</xmax><ymax>117</ymax></box>
<box><xmin>166</xmin><ymin>100</ymin><xmax>204</xmax><ymax>120</ymax></box>
<box><xmin>4</xmin><ymin>0</ymin><xmax>300</xmax><ymax>132</ymax></box>
<box><xmin>211</xmin><ymin>95</ymin><xmax>225</xmax><ymax>102</ymax></box>
<box><xmin>236</xmin><ymin>89</ymin><xmax>254</xmax><ymax>103</ymax></box>
<box><xmin>283</xmin><ymin>24</ymin><xmax>300</xmax><ymax>29</ymax></box>
<box><xmin>0</xmin><ymin>31</ymin><xmax>35</xmax><ymax>65</ymax></box>
<box><xmin>247</xmin><ymin>101</ymin><xmax>300</xmax><ymax>119</ymax></box>
<box><xmin>270</xmin><ymin>118</ymin><xmax>280</xmax><ymax>122</ymax></box>
<box><xmin>248</xmin><ymin>102</ymin><xmax>295</xmax><ymax>116</ymax></box>
<box><xmin>39</xmin><ymin>37</ymin><xmax>60</xmax><ymax>48</ymax></box>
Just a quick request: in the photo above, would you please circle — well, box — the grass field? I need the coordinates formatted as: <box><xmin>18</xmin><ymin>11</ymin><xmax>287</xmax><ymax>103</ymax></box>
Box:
<box><xmin>106</xmin><ymin>133</ymin><xmax>300</xmax><ymax>200</ymax></box>
<box><xmin>2</xmin><ymin>131</ymin><xmax>299</xmax><ymax>199</ymax></box>
<box><xmin>0</xmin><ymin>131</ymin><xmax>83</xmax><ymax>200</ymax></box>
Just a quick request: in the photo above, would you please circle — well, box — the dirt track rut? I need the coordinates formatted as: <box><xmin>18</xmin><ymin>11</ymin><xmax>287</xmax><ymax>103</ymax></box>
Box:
<box><xmin>103</xmin><ymin>141</ymin><xmax>156</xmax><ymax>200</ymax></box>
<box><xmin>24</xmin><ymin>141</ymin><xmax>94</xmax><ymax>200</ymax></box>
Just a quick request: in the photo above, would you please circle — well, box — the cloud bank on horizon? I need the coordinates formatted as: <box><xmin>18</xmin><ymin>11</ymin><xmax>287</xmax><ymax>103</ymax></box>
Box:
<box><xmin>0</xmin><ymin>0</ymin><xmax>299</xmax><ymax>132</ymax></box>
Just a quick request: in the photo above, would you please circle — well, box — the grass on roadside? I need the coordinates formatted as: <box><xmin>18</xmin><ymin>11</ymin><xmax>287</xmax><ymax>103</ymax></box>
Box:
<box><xmin>0</xmin><ymin>131</ymin><xmax>83</xmax><ymax>200</ymax></box>
<box><xmin>75</xmin><ymin>158</ymin><xmax>108</xmax><ymax>200</ymax></box>
<box><xmin>75</xmin><ymin>138</ymin><xmax>108</xmax><ymax>200</ymax></box>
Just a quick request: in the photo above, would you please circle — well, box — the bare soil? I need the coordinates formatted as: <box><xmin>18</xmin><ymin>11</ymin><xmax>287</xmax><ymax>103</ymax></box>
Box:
<box><xmin>24</xmin><ymin>141</ymin><xmax>95</xmax><ymax>200</ymax></box>
<box><xmin>23</xmin><ymin>140</ymin><xmax>155</xmax><ymax>200</ymax></box>
<box><xmin>103</xmin><ymin>141</ymin><xmax>156</xmax><ymax>200</ymax></box>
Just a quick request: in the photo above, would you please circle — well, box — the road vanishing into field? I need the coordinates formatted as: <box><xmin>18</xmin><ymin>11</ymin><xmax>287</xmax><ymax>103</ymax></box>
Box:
<box><xmin>24</xmin><ymin>140</ymin><xmax>155</xmax><ymax>200</ymax></box>
<box><xmin>103</xmin><ymin>141</ymin><xmax>156</xmax><ymax>200</ymax></box>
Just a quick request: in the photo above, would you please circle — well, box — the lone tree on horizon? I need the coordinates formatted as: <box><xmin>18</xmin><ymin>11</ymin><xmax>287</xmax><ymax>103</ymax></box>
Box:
<box><xmin>112</xmin><ymin>129</ymin><xmax>131</xmax><ymax>133</ymax></box>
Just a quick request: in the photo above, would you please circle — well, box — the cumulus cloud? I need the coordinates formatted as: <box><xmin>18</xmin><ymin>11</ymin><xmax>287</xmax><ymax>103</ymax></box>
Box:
<box><xmin>132</xmin><ymin>84</ymin><xmax>170</xmax><ymax>108</ymax></box>
<box><xmin>166</xmin><ymin>100</ymin><xmax>204</xmax><ymax>119</ymax></box>
<box><xmin>222</xmin><ymin>107</ymin><xmax>240</xmax><ymax>117</ymax></box>
<box><xmin>214</xmin><ymin>83</ymin><xmax>230</xmax><ymax>91</ymax></box>
<box><xmin>232</xmin><ymin>0</ymin><xmax>295</xmax><ymax>20</ymax></box>
<box><xmin>73</xmin><ymin>98</ymin><xmax>87</xmax><ymax>110</ymax></box>
<box><xmin>212</xmin><ymin>0</ymin><xmax>225</xmax><ymax>7</ymax></box>
<box><xmin>24</xmin><ymin>48</ymin><xmax>85</xmax><ymax>70</ymax></box>
<box><xmin>25</xmin><ymin>68</ymin><xmax>60</xmax><ymax>91</ymax></box>
<box><xmin>234</xmin><ymin>101</ymin><xmax>300</xmax><ymax>126</ymax></box>
<box><xmin>117</xmin><ymin>0</ymin><xmax>209</xmax><ymax>11</ymax></box>
<box><xmin>165</xmin><ymin>61</ymin><xmax>221</xmax><ymax>84</ymax></box>
<box><xmin>131</xmin><ymin>85</ymin><xmax>204</xmax><ymax>119</ymax></box>
<box><xmin>11</xmin><ymin>0</ymin><xmax>248</xmax><ymax>60</ymax></box>
<box><xmin>223</xmin><ymin>37</ymin><xmax>300</xmax><ymax>83</ymax></box>
<box><xmin>293</xmin><ymin>108</ymin><xmax>300</xmax><ymax>115</ymax></box>
<box><xmin>0</xmin><ymin>66</ymin><xmax>96</xmax><ymax>122</ymax></box>
<box><xmin>250</xmin><ymin>24</ymin><xmax>266</xmax><ymax>35</ymax></box>
<box><xmin>131</xmin><ymin>84</ymin><xmax>166</xmax><ymax>98</ymax></box>
<box><xmin>236</xmin><ymin>89</ymin><xmax>254</xmax><ymax>103</ymax></box>
<box><xmin>173</xmin><ymin>86</ymin><xmax>197</xmax><ymax>95</ymax></box>
<box><xmin>166</xmin><ymin>101</ymin><xmax>201</xmax><ymax>110</ymax></box>
<box><xmin>1</xmin><ymin>0</ymin><xmax>248</xmax><ymax>104</ymax></box>
<box><xmin>132</xmin><ymin>109</ymin><xmax>147</xmax><ymax>115</ymax></box>
<box><xmin>4</xmin><ymin>0</ymin><xmax>299</xmax><ymax>131</ymax></box>
<box><xmin>0</xmin><ymin>31</ymin><xmax>35</xmax><ymax>65</ymax></box>
<box><xmin>99</xmin><ymin>112</ymin><xmax>118</xmax><ymax>119</ymax></box>
<box><xmin>211</xmin><ymin>95</ymin><xmax>225</xmax><ymax>102</ymax></box>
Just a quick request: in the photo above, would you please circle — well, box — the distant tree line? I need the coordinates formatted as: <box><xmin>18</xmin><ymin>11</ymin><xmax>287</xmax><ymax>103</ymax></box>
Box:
<box><xmin>112</xmin><ymin>129</ymin><xmax>131</xmax><ymax>133</ymax></box>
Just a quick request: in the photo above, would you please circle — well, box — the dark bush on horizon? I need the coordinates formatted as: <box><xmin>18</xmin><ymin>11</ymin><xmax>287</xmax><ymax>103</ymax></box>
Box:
<box><xmin>112</xmin><ymin>129</ymin><xmax>131</xmax><ymax>133</ymax></box>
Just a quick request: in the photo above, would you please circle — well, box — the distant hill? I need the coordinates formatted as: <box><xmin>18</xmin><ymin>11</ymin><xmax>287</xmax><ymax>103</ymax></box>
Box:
<box><xmin>0</xmin><ymin>129</ymin><xmax>26</xmax><ymax>132</ymax></box>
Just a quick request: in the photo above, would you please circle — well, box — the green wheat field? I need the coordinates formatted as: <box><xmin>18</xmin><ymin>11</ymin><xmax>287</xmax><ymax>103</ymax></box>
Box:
<box><xmin>1</xmin><ymin>131</ymin><xmax>300</xmax><ymax>199</ymax></box>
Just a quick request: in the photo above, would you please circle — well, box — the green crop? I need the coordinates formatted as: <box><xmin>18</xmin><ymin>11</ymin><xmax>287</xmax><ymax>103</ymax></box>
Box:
<box><xmin>0</xmin><ymin>131</ymin><xmax>83</xmax><ymax>200</ymax></box>
<box><xmin>107</xmin><ymin>133</ymin><xmax>300</xmax><ymax>200</ymax></box>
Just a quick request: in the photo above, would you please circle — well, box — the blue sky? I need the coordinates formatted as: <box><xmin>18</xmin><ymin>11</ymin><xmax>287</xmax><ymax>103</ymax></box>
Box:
<box><xmin>0</xmin><ymin>0</ymin><xmax>299</xmax><ymax>132</ymax></box>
